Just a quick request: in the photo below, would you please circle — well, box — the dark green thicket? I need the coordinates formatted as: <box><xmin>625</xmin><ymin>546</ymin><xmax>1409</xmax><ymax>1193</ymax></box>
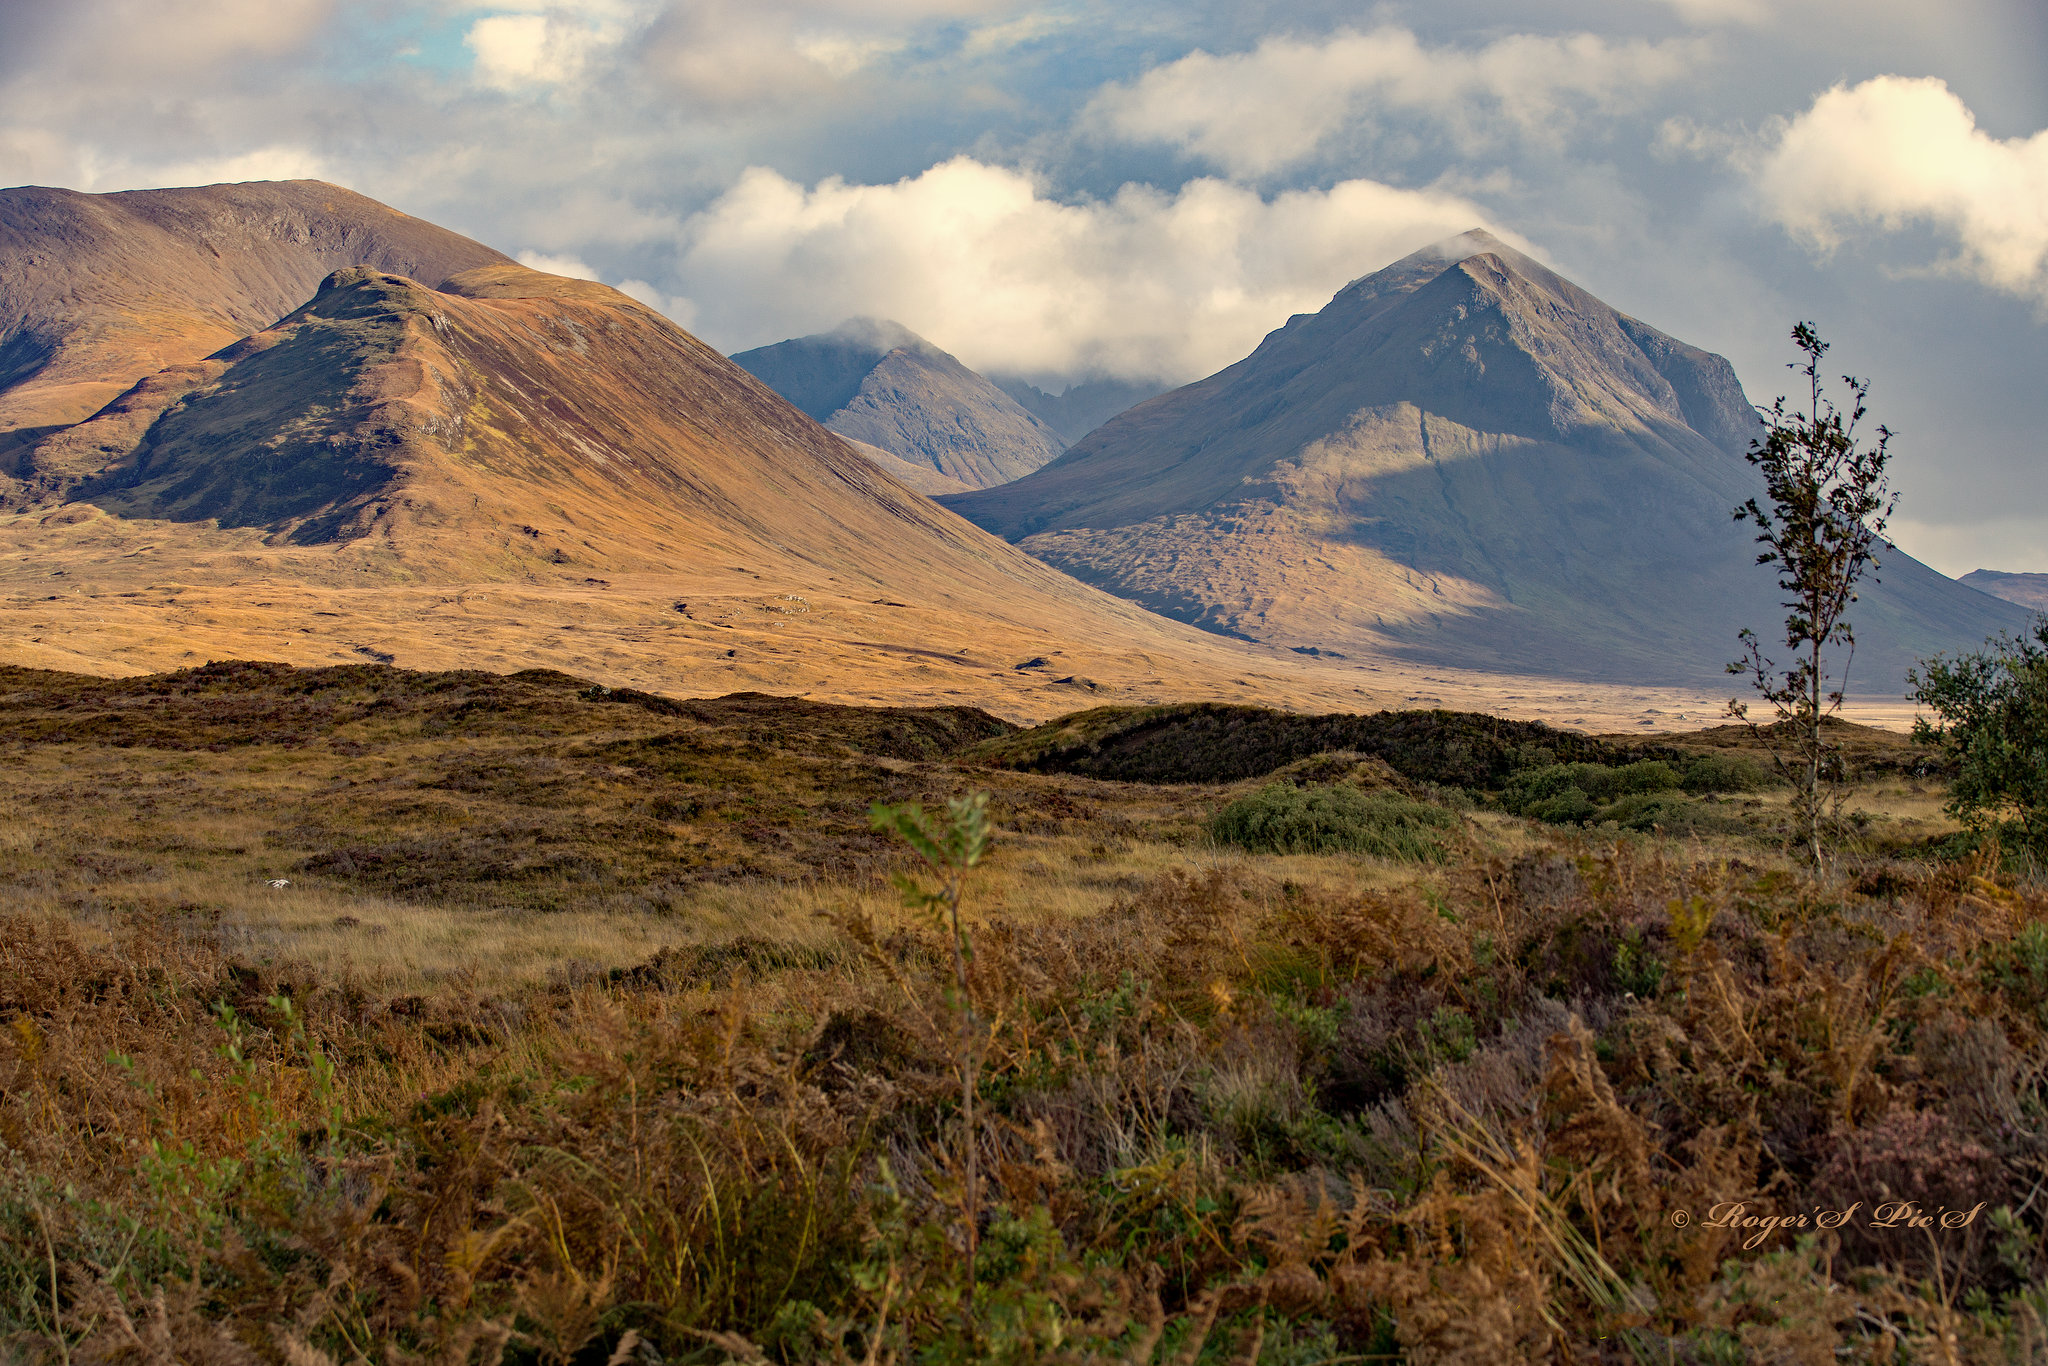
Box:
<box><xmin>0</xmin><ymin>662</ymin><xmax>1013</xmax><ymax>757</ymax></box>
<box><xmin>978</xmin><ymin>701</ymin><xmax>1666</xmax><ymax>787</ymax></box>
<box><xmin>1502</xmin><ymin>756</ymin><xmax>1766</xmax><ymax>832</ymax></box>
<box><xmin>1210</xmin><ymin>784</ymin><xmax>1461</xmax><ymax>860</ymax></box>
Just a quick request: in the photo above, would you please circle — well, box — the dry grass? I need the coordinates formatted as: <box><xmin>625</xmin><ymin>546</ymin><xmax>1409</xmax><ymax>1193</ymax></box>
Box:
<box><xmin>5</xmin><ymin>661</ymin><xmax>2038</xmax><ymax>1366</ymax></box>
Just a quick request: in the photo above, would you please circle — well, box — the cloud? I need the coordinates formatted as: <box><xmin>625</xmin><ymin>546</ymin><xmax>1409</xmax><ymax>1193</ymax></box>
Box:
<box><xmin>465</xmin><ymin>6</ymin><xmax>628</xmax><ymax>91</ymax></box>
<box><xmin>1639</xmin><ymin>0</ymin><xmax>1769</xmax><ymax>26</ymax></box>
<box><xmin>1891</xmin><ymin>515</ymin><xmax>2048</xmax><ymax>576</ymax></box>
<box><xmin>633</xmin><ymin>0</ymin><xmax>1005</xmax><ymax>106</ymax></box>
<box><xmin>1749</xmin><ymin>76</ymin><xmax>2048</xmax><ymax>304</ymax></box>
<box><xmin>961</xmin><ymin>12</ymin><xmax>1074</xmax><ymax>57</ymax></box>
<box><xmin>0</xmin><ymin>0</ymin><xmax>333</xmax><ymax>82</ymax></box>
<box><xmin>516</xmin><ymin>249</ymin><xmax>600</xmax><ymax>279</ymax></box>
<box><xmin>1086</xmin><ymin>26</ymin><xmax>1704</xmax><ymax>177</ymax></box>
<box><xmin>672</xmin><ymin>156</ymin><xmax>1504</xmax><ymax>381</ymax></box>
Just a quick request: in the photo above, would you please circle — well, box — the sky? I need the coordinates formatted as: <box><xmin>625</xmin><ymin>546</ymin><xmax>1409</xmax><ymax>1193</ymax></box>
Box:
<box><xmin>1</xmin><ymin>0</ymin><xmax>2043</xmax><ymax>573</ymax></box>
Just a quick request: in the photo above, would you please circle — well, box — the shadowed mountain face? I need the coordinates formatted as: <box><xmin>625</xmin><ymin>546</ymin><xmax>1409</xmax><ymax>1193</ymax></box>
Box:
<box><xmin>0</xmin><ymin>180</ymin><xmax>511</xmax><ymax>462</ymax></box>
<box><xmin>942</xmin><ymin>230</ymin><xmax>2031</xmax><ymax>690</ymax></box>
<box><xmin>995</xmin><ymin>376</ymin><xmax>1165</xmax><ymax>445</ymax></box>
<box><xmin>730</xmin><ymin>319</ymin><xmax>1066</xmax><ymax>491</ymax></box>
<box><xmin>1961</xmin><ymin>571</ymin><xmax>2048</xmax><ymax>614</ymax></box>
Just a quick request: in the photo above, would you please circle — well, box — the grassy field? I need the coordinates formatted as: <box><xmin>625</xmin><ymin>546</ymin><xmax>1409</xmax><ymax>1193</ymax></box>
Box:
<box><xmin>4</xmin><ymin>661</ymin><xmax>2043</xmax><ymax>1364</ymax></box>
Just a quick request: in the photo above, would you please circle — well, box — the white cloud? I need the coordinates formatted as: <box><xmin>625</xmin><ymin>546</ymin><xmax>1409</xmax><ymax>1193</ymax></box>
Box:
<box><xmin>1086</xmin><ymin>26</ymin><xmax>1704</xmax><ymax>177</ymax></box>
<box><xmin>516</xmin><ymin>249</ymin><xmax>600</xmax><ymax>278</ymax></box>
<box><xmin>466</xmin><ymin>11</ymin><xmax>615</xmax><ymax>90</ymax></box>
<box><xmin>961</xmin><ymin>12</ymin><xmax>1073</xmax><ymax>57</ymax></box>
<box><xmin>123</xmin><ymin>144</ymin><xmax>331</xmax><ymax>191</ymax></box>
<box><xmin>792</xmin><ymin>33</ymin><xmax>905</xmax><ymax>77</ymax></box>
<box><xmin>1749</xmin><ymin>76</ymin><xmax>2048</xmax><ymax>304</ymax></box>
<box><xmin>672</xmin><ymin>156</ymin><xmax>1503</xmax><ymax>381</ymax></box>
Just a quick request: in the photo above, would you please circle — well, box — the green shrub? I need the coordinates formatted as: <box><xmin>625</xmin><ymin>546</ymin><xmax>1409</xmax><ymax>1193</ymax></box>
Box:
<box><xmin>1507</xmin><ymin>759</ymin><xmax>1758</xmax><ymax>833</ymax></box>
<box><xmin>1523</xmin><ymin>786</ymin><xmax>1599</xmax><ymax>825</ymax></box>
<box><xmin>1210</xmin><ymin>784</ymin><xmax>1459</xmax><ymax>861</ymax></box>
<box><xmin>1911</xmin><ymin>620</ymin><xmax>2048</xmax><ymax>858</ymax></box>
<box><xmin>1503</xmin><ymin>760</ymin><xmax>1681</xmax><ymax>812</ymax></box>
<box><xmin>1679</xmin><ymin>751</ymin><xmax>1772</xmax><ymax>794</ymax></box>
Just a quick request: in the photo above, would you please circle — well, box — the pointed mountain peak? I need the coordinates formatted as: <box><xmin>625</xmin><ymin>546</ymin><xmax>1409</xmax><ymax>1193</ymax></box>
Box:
<box><xmin>1334</xmin><ymin>227</ymin><xmax>1551</xmax><ymax>304</ymax></box>
<box><xmin>1412</xmin><ymin>227</ymin><xmax>1511</xmax><ymax>262</ymax></box>
<box><xmin>819</xmin><ymin>316</ymin><xmax>934</xmax><ymax>358</ymax></box>
<box><xmin>730</xmin><ymin>318</ymin><xmax>1065</xmax><ymax>488</ymax></box>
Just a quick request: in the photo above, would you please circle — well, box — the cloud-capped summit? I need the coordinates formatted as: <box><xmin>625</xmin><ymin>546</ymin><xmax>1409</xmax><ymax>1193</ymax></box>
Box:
<box><xmin>730</xmin><ymin>318</ymin><xmax>1066</xmax><ymax>492</ymax></box>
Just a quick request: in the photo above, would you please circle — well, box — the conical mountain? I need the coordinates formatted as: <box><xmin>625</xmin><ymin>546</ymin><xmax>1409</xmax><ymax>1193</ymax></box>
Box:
<box><xmin>0</xmin><ymin>180</ymin><xmax>511</xmax><ymax>470</ymax></box>
<box><xmin>0</xmin><ymin>182</ymin><xmax>1381</xmax><ymax>719</ymax></box>
<box><xmin>942</xmin><ymin>230</ymin><xmax>2030</xmax><ymax>689</ymax></box>
<box><xmin>731</xmin><ymin>318</ymin><xmax>1066</xmax><ymax>492</ymax></box>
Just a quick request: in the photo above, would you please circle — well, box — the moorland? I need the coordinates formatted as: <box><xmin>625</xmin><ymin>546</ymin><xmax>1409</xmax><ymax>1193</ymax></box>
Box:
<box><xmin>8</xmin><ymin>660</ymin><xmax>2046</xmax><ymax>1365</ymax></box>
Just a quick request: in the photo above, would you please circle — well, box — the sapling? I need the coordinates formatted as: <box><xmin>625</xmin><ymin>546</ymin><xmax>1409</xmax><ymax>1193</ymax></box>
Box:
<box><xmin>869</xmin><ymin>790</ymin><xmax>993</xmax><ymax>1321</ymax></box>
<box><xmin>1729</xmin><ymin>323</ymin><xmax>1896</xmax><ymax>870</ymax></box>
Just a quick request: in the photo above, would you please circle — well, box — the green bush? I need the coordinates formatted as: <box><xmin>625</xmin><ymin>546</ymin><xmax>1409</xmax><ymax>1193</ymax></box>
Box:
<box><xmin>1210</xmin><ymin>784</ymin><xmax>1460</xmax><ymax>861</ymax></box>
<box><xmin>1507</xmin><ymin>759</ymin><xmax>1759</xmax><ymax>833</ymax></box>
<box><xmin>1503</xmin><ymin>760</ymin><xmax>1681</xmax><ymax>812</ymax></box>
<box><xmin>1911</xmin><ymin>620</ymin><xmax>2048</xmax><ymax>859</ymax></box>
<box><xmin>1678</xmin><ymin>751</ymin><xmax>1771</xmax><ymax>794</ymax></box>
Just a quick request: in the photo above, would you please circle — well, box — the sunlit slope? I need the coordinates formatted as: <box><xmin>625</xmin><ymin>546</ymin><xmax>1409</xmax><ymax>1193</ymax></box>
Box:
<box><xmin>943</xmin><ymin>230</ymin><xmax>2029</xmax><ymax>688</ymax></box>
<box><xmin>0</xmin><ymin>180</ymin><xmax>511</xmax><ymax>466</ymax></box>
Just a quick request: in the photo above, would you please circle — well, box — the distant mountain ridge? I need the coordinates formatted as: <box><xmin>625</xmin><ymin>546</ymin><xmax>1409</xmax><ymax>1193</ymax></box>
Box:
<box><xmin>1962</xmin><ymin>570</ymin><xmax>2048</xmax><ymax>614</ymax></box>
<box><xmin>731</xmin><ymin>319</ymin><xmax>1065</xmax><ymax>491</ymax></box>
<box><xmin>995</xmin><ymin>376</ymin><xmax>1165</xmax><ymax>445</ymax></box>
<box><xmin>941</xmin><ymin>229</ymin><xmax>2030</xmax><ymax>689</ymax></box>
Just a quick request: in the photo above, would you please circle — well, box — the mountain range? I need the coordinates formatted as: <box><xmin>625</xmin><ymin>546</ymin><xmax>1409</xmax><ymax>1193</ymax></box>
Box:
<box><xmin>941</xmin><ymin>230</ymin><xmax>2029</xmax><ymax>690</ymax></box>
<box><xmin>2</xmin><ymin>180</ymin><xmax>1377</xmax><ymax>720</ymax></box>
<box><xmin>0</xmin><ymin>183</ymin><xmax>2026</xmax><ymax>720</ymax></box>
<box><xmin>730</xmin><ymin>319</ymin><xmax>1065</xmax><ymax>493</ymax></box>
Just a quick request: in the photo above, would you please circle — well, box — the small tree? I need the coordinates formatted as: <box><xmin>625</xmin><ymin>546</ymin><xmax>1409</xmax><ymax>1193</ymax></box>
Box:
<box><xmin>1909</xmin><ymin>620</ymin><xmax>2048</xmax><ymax>865</ymax></box>
<box><xmin>1729</xmin><ymin>322</ymin><xmax>1897</xmax><ymax>869</ymax></box>
<box><xmin>868</xmin><ymin>791</ymin><xmax>992</xmax><ymax>1319</ymax></box>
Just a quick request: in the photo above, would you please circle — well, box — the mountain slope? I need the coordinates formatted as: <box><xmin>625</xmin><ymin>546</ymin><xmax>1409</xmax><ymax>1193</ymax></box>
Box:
<box><xmin>68</xmin><ymin>264</ymin><xmax>1049</xmax><ymax>576</ymax></box>
<box><xmin>731</xmin><ymin>319</ymin><xmax>1065</xmax><ymax>489</ymax></box>
<box><xmin>996</xmin><ymin>377</ymin><xmax>1165</xmax><ymax>445</ymax></box>
<box><xmin>0</xmin><ymin>180</ymin><xmax>511</xmax><ymax>463</ymax></box>
<box><xmin>941</xmin><ymin>230</ymin><xmax>2029</xmax><ymax>689</ymax></box>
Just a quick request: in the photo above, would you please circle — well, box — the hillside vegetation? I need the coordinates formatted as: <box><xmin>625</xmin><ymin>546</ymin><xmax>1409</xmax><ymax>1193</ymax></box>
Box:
<box><xmin>3</xmin><ymin>663</ymin><xmax>2042</xmax><ymax>1364</ymax></box>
